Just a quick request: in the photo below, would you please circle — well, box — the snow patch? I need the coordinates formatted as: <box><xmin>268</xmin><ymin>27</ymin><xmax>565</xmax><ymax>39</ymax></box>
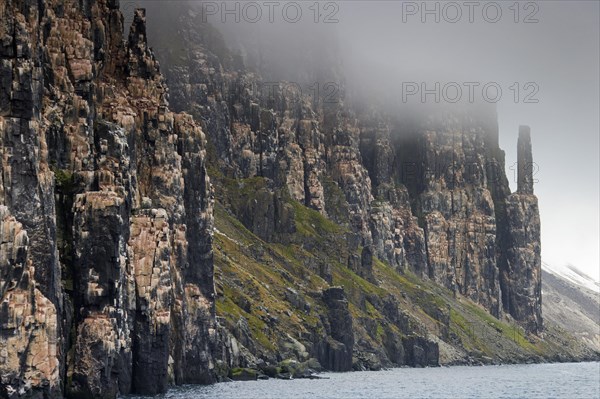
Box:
<box><xmin>543</xmin><ymin>262</ymin><xmax>600</xmax><ymax>293</ymax></box>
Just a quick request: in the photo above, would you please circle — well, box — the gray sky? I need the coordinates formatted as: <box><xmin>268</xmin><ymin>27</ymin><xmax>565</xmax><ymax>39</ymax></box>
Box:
<box><xmin>138</xmin><ymin>0</ymin><xmax>600</xmax><ymax>280</ymax></box>
<box><xmin>331</xmin><ymin>0</ymin><xmax>599</xmax><ymax>281</ymax></box>
<box><xmin>338</xmin><ymin>1</ymin><xmax>600</xmax><ymax>280</ymax></box>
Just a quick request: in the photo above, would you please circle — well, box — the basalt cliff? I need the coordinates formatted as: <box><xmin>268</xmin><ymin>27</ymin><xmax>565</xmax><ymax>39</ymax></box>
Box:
<box><xmin>0</xmin><ymin>2</ymin><xmax>597</xmax><ymax>398</ymax></box>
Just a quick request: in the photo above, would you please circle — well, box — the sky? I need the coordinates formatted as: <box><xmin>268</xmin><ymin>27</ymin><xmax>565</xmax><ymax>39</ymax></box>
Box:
<box><xmin>331</xmin><ymin>0</ymin><xmax>600</xmax><ymax>281</ymax></box>
<box><xmin>337</xmin><ymin>1</ymin><xmax>600</xmax><ymax>281</ymax></box>
<box><xmin>134</xmin><ymin>0</ymin><xmax>600</xmax><ymax>281</ymax></box>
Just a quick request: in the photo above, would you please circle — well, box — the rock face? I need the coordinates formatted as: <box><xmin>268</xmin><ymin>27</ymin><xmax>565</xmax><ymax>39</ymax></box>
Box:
<box><xmin>0</xmin><ymin>207</ymin><xmax>60</xmax><ymax>398</ymax></box>
<box><xmin>0</xmin><ymin>0</ymin><xmax>548</xmax><ymax>397</ymax></box>
<box><xmin>0</xmin><ymin>2</ymin><xmax>214</xmax><ymax>398</ymax></box>
<box><xmin>145</xmin><ymin>4</ymin><xmax>542</xmax><ymax>332</ymax></box>
<box><xmin>318</xmin><ymin>287</ymin><xmax>354</xmax><ymax>371</ymax></box>
<box><xmin>500</xmin><ymin>127</ymin><xmax>542</xmax><ymax>333</ymax></box>
<box><xmin>402</xmin><ymin>336</ymin><xmax>440</xmax><ymax>367</ymax></box>
<box><xmin>362</xmin><ymin>110</ymin><xmax>503</xmax><ymax>317</ymax></box>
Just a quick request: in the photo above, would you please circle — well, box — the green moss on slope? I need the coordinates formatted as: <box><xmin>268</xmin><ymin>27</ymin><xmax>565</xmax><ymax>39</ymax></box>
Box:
<box><xmin>210</xmin><ymin>173</ymin><xmax>596</xmax><ymax>369</ymax></box>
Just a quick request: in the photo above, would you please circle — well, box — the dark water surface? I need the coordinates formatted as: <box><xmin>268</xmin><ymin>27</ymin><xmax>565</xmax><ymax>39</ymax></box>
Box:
<box><xmin>124</xmin><ymin>362</ymin><xmax>600</xmax><ymax>399</ymax></box>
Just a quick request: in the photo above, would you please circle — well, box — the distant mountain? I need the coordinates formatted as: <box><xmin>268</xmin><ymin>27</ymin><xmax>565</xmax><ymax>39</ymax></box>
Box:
<box><xmin>542</xmin><ymin>263</ymin><xmax>600</xmax><ymax>352</ymax></box>
<box><xmin>544</xmin><ymin>262</ymin><xmax>600</xmax><ymax>293</ymax></box>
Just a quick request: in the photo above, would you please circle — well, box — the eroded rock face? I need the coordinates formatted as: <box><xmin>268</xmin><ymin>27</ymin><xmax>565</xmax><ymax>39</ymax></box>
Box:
<box><xmin>1</xmin><ymin>0</ymin><xmax>546</xmax><ymax>395</ymax></box>
<box><xmin>145</xmin><ymin>3</ymin><xmax>542</xmax><ymax>341</ymax></box>
<box><xmin>318</xmin><ymin>287</ymin><xmax>354</xmax><ymax>371</ymax></box>
<box><xmin>500</xmin><ymin>127</ymin><xmax>542</xmax><ymax>333</ymax></box>
<box><xmin>156</xmin><ymin>9</ymin><xmax>372</xmax><ymax>240</ymax></box>
<box><xmin>0</xmin><ymin>208</ymin><xmax>60</xmax><ymax>398</ymax></box>
<box><xmin>414</xmin><ymin>111</ymin><xmax>503</xmax><ymax>317</ymax></box>
<box><xmin>402</xmin><ymin>336</ymin><xmax>440</xmax><ymax>367</ymax></box>
<box><xmin>0</xmin><ymin>2</ymin><xmax>214</xmax><ymax>398</ymax></box>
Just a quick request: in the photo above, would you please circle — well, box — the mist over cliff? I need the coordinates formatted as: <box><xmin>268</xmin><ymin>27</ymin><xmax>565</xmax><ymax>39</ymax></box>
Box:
<box><xmin>137</xmin><ymin>0</ymin><xmax>600</xmax><ymax>279</ymax></box>
<box><xmin>0</xmin><ymin>1</ymin><xmax>598</xmax><ymax>398</ymax></box>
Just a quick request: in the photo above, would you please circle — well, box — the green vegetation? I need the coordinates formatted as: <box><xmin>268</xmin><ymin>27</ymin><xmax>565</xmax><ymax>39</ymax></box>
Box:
<box><xmin>52</xmin><ymin>166</ymin><xmax>76</xmax><ymax>295</ymax></box>
<box><xmin>209</xmin><ymin>168</ymin><xmax>593</xmax><ymax>369</ymax></box>
<box><xmin>291</xmin><ymin>200</ymin><xmax>342</xmax><ymax>237</ymax></box>
<box><xmin>52</xmin><ymin>166</ymin><xmax>76</xmax><ymax>195</ymax></box>
<box><xmin>321</xmin><ymin>177</ymin><xmax>350</xmax><ymax>226</ymax></box>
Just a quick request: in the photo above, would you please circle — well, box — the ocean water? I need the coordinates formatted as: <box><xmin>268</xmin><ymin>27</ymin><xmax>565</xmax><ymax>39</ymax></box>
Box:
<box><xmin>124</xmin><ymin>362</ymin><xmax>600</xmax><ymax>399</ymax></box>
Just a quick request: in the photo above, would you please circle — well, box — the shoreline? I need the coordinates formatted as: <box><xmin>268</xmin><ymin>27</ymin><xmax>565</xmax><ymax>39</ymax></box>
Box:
<box><xmin>118</xmin><ymin>360</ymin><xmax>600</xmax><ymax>399</ymax></box>
<box><xmin>219</xmin><ymin>354</ymin><xmax>600</xmax><ymax>384</ymax></box>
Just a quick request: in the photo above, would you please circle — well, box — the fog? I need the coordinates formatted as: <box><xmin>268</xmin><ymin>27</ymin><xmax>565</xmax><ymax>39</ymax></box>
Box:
<box><xmin>129</xmin><ymin>1</ymin><xmax>599</xmax><ymax>281</ymax></box>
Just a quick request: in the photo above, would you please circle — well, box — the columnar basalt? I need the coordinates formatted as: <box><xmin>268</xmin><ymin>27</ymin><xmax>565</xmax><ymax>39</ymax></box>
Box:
<box><xmin>318</xmin><ymin>287</ymin><xmax>354</xmax><ymax>371</ymax></box>
<box><xmin>146</xmin><ymin>5</ymin><xmax>542</xmax><ymax>330</ymax></box>
<box><xmin>0</xmin><ymin>2</ymin><xmax>214</xmax><ymax>398</ymax></box>
<box><xmin>0</xmin><ymin>1</ymin><xmax>552</xmax><ymax>397</ymax></box>
<box><xmin>501</xmin><ymin>126</ymin><xmax>542</xmax><ymax>333</ymax></box>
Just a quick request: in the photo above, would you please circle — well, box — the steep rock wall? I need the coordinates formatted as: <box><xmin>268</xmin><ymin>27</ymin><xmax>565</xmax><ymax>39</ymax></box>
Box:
<box><xmin>500</xmin><ymin>127</ymin><xmax>542</xmax><ymax>333</ymax></box>
<box><xmin>0</xmin><ymin>2</ymin><xmax>215</xmax><ymax>397</ymax></box>
<box><xmin>0</xmin><ymin>1</ymin><xmax>548</xmax><ymax>397</ymax></box>
<box><xmin>146</xmin><ymin>6</ymin><xmax>541</xmax><ymax>332</ymax></box>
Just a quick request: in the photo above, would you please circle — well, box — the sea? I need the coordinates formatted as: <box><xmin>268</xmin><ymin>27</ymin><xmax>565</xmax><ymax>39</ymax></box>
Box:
<box><xmin>123</xmin><ymin>362</ymin><xmax>600</xmax><ymax>399</ymax></box>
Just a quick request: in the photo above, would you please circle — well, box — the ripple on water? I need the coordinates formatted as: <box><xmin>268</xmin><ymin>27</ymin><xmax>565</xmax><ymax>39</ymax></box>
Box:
<box><xmin>122</xmin><ymin>362</ymin><xmax>600</xmax><ymax>399</ymax></box>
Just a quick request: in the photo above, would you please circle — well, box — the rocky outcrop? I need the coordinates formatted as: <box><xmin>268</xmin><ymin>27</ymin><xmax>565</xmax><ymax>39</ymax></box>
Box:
<box><xmin>0</xmin><ymin>0</ymin><xmax>549</xmax><ymax>396</ymax></box>
<box><xmin>0</xmin><ymin>208</ymin><xmax>60</xmax><ymax>398</ymax></box>
<box><xmin>1</xmin><ymin>2</ymin><xmax>214</xmax><ymax>398</ymax></box>
<box><xmin>500</xmin><ymin>127</ymin><xmax>542</xmax><ymax>333</ymax></box>
<box><xmin>402</xmin><ymin>336</ymin><xmax>440</xmax><ymax>367</ymax></box>
<box><xmin>404</xmin><ymin>111</ymin><xmax>503</xmax><ymax>317</ymax></box>
<box><xmin>142</xmin><ymin>0</ymin><xmax>543</xmax><ymax>349</ymax></box>
<box><xmin>146</xmin><ymin>4</ymin><xmax>541</xmax><ymax>332</ymax></box>
<box><xmin>318</xmin><ymin>287</ymin><xmax>354</xmax><ymax>371</ymax></box>
<box><xmin>151</xmin><ymin>7</ymin><xmax>372</xmax><ymax>240</ymax></box>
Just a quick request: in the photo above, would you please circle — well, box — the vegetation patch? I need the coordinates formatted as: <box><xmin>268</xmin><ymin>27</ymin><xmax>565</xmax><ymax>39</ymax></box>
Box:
<box><xmin>210</xmin><ymin>169</ymin><xmax>591</xmax><ymax>370</ymax></box>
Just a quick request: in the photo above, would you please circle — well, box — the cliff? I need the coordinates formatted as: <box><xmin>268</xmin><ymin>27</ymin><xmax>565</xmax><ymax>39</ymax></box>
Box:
<box><xmin>150</xmin><ymin>5</ymin><xmax>541</xmax><ymax>329</ymax></box>
<box><xmin>500</xmin><ymin>127</ymin><xmax>543</xmax><ymax>333</ymax></box>
<box><xmin>0</xmin><ymin>1</ymin><xmax>597</xmax><ymax>399</ymax></box>
<box><xmin>145</xmin><ymin>0</ymin><xmax>593</xmax><ymax>378</ymax></box>
<box><xmin>149</xmin><ymin>6</ymin><xmax>542</xmax><ymax>332</ymax></box>
<box><xmin>1</xmin><ymin>1</ymin><xmax>214</xmax><ymax>397</ymax></box>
